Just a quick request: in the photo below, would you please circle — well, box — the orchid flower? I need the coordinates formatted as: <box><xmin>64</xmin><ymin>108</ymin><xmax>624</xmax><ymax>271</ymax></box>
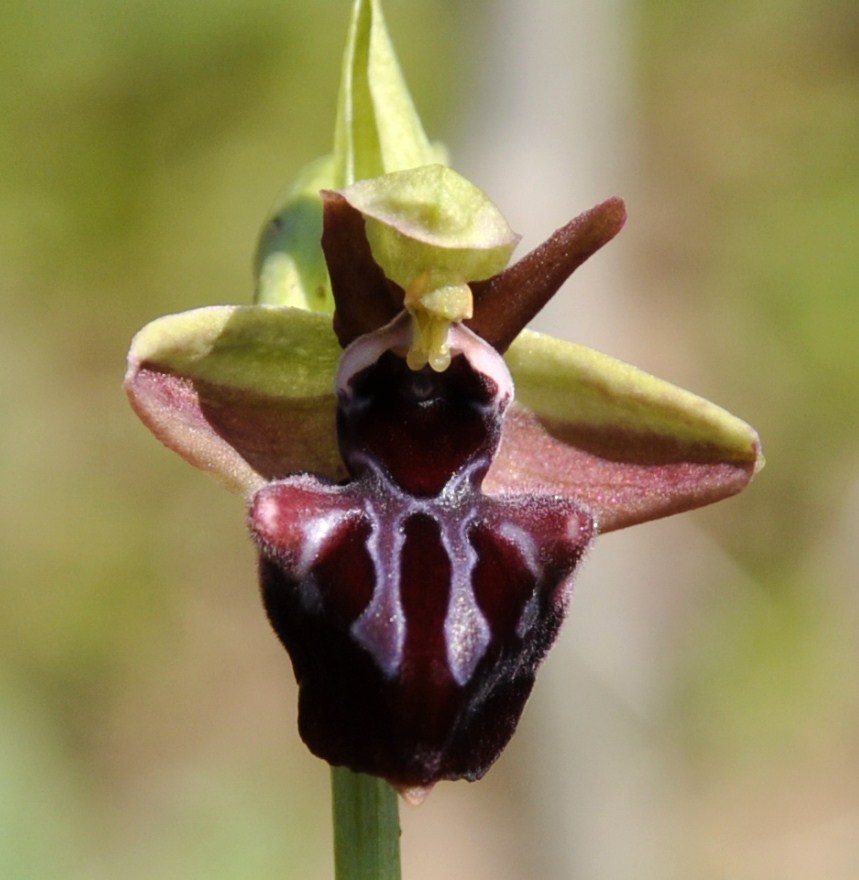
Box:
<box><xmin>125</xmin><ymin>0</ymin><xmax>762</xmax><ymax>801</ymax></box>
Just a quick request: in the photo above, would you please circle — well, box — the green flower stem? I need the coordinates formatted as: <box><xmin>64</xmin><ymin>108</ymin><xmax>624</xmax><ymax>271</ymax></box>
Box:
<box><xmin>331</xmin><ymin>767</ymin><xmax>402</xmax><ymax>880</ymax></box>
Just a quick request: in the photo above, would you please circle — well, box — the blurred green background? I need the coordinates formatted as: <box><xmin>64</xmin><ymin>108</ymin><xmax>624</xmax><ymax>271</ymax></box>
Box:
<box><xmin>1</xmin><ymin>0</ymin><xmax>857</xmax><ymax>877</ymax></box>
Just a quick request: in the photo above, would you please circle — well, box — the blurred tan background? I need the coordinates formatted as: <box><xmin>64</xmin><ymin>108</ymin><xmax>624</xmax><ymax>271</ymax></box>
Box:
<box><xmin>2</xmin><ymin>1</ymin><xmax>857</xmax><ymax>878</ymax></box>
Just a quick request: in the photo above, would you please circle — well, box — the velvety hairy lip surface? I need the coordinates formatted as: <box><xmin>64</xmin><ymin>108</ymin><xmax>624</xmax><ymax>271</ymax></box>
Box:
<box><xmin>250</xmin><ymin>322</ymin><xmax>595</xmax><ymax>787</ymax></box>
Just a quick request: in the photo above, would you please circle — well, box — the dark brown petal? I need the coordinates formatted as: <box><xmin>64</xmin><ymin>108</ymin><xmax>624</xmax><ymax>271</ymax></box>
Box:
<box><xmin>321</xmin><ymin>190</ymin><xmax>404</xmax><ymax>347</ymax></box>
<box><xmin>468</xmin><ymin>197</ymin><xmax>627</xmax><ymax>352</ymax></box>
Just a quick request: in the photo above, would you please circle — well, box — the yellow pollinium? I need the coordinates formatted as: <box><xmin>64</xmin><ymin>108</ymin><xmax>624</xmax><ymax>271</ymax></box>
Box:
<box><xmin>404</xmin><ymin>267</ymin><xmax>473</xmax><ymax>372</ymax></box>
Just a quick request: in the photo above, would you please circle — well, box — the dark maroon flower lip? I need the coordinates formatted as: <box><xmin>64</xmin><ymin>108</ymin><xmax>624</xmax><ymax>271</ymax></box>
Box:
<box><xmin>249</xmin><ymin>317</ymin><xmax>596</xmax><ymax>788</ymax></box>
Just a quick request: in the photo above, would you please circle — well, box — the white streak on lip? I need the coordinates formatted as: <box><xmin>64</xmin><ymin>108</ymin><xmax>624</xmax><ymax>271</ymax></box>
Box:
<box><xmin>444</xmin><ymin>586</ymin><xmax>491</xmax><ymax>687</ymax></box>
<box><xmin>495</xmin><ymin>521</ymin><xmax>544</xmax><ymax>640</ymax></box>
<box><xmin>351</xmin><ymin>480</ymin><xmax>407</xmax><ymax>679</ymax></box>
<box><xmin>497</xmin><ymin>521</ymin><xmax>540</xmax><ymax>578</ymax></box>
<box><xmin>344</xmin><ymin>458</ymin><xmax>496</xmax><ymax>685</ymax></box>
<box><xmin>298</xmin><ymin>511</ymin><xmax>350</xmax><ymax>576</ymax></box>
<box><xmin>440</xmin><ymin>502</ymin><xmax>490</xmax><ymax>687</ymax></box>
<box><xmin>294</xmin><ymin>509</ymin><xmax>353</xmax><ymax>613</ymax></box>
<box><xmin>335</xmin><ymin>323</ymin><xmax>519</xmax><ymax>684</ymax></box>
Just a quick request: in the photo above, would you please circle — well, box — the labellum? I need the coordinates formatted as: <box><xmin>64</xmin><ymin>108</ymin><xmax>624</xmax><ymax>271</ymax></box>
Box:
<box><xmin>250</xmin><ymin>312</ymin><xmax>595</xmax><ymax>790</ymax></box>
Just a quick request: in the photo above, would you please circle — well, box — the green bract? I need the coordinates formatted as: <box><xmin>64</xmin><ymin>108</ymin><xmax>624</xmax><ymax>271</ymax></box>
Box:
<box><xmin>254</xmin><ymin>155</ymin><xmax>336</xmax><ymax>311</ymax></box>
<box><xmin>332</xmin><ymin>0</ymin><xmax>441</xmax><ymax>184</ymax></box>
<box><xmin>255</xmin><ymin>0</ymin><xmax>442</xmax><ymax>311</ymax></box>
